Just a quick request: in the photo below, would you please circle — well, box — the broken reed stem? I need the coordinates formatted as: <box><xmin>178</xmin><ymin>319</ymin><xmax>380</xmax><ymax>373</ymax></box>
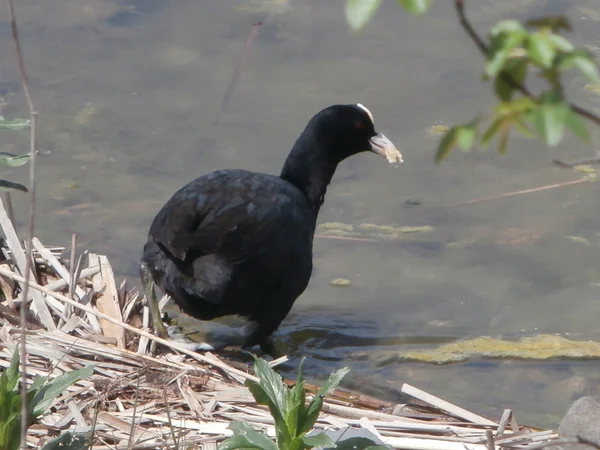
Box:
<box><xmin>1</xmin><ymin>192</ymin><xmax>16</xmax><ymax>230</ymax></box>
<box><xmin>0</xmin><ymin>266</ymin><xmax>261</xmax><ymax>383</ymax></box>
<box><xmin>7</xmin><ymin>0</ymin><xmax>38</xmax><ymax>446</ymax></box>
<box><xmin>64</xmin><ymin>233</ymin><xmax>77</xmax><ymax>323</ymax></box>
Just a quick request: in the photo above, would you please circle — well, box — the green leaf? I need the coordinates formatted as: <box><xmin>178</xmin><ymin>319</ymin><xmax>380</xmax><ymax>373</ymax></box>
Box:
<box><xmin>397</xmin><ymin>0</ymin><xmax>431</xmax><ymax>15</ymax></box>
<box><xmin>219</xmin><ymin>421</ymin><xmax>278</xmax><ymax>450</ymax></box>
<box><xmin>315</xmin><ymin>367</ymin><xmax>351</xmax><ymax>398</ymax></box>
<box><xmin>525</xmin><ymin>15</ymin><xmax>571</xmax><ymax>32</ymax></box>
<box><xmin>490</xmin><ymin>20</ymin><xmax>526</xmax><ymax>37</ymax></box>
<box><xmin>481</xmin><ymin>117</ymin><xmax>505</xmax><ymax>148</ymax></box>
<box><xmin>0</xmin><ymin>153</ymin><xmax>31</xmax><ymax>167</ymax></box>
<box><xmin>0</xmin><ymin>116</ymin><xmax>30</xmax><ymax>130</ymax></box>
<box><xmin>0</xmin><ymin>180</ymin><xmax>28</xmax><ymax>193</ymax></box>
<box><xmin>0</xmin><ymin>412</ymin><xmax>21</xmax><ymax>450</ymax></box>
<box><xmin>557</xmin><ymin>50</ymin><xmax>600</xmax><ymax>83</ymax></box>
<box><xmin>303</xmin><ymin>367</ymin><xmax>350</xmax><ymax>434</ymax></box>
<box><xmin>345</xmin><ymin>0</ymin><xmax>382</xmax><ymax>32</ymax></box>
<box><xmin>30</xmin><ymin>375</ymin><xmax>47</xmax><ymax>391</ymax></box>
<box><xmin>246</xmin><ymin>380</ymin><xmax>271</xmax><ymax>406</ymax></box>
<box><xmin>486</xmin><ymin>29</ymin><xmax>526</xmax><ymax>77</ymax></box>
<box><xmin>250</xmin><ymin>358</ymin><xmax>292</xmax><ymax>448</ymax></box>
<box><xmin>252</xmin><ymin>358</ymin><xmax>290</xmax><ymax>420</ymax></box>
<box><xmin>456</xmin><ymin>124</ymin><xmax>477</xmax><ymax>151</ymax></box>
<box><xmin>41</xmin><ymin>432</ymin><xmax>91</xmax><ymax>450</ymax></box>
<box><xmin>533</xmin><ymin>98</ymin><xmax>569</xmax><ymax>146</ymax></box>
<box><xmin>494</xmin><ymin>58</ymin><xmax>528</xmax><ymax>101</ymax></box>
<box><xmin>30</xmin><ymin>365</ymin><xmax>95</xmax><ymax>418</ymax></box>
<box><xmin>303</xmin><ymin>432</ymin><xmax>337</xmax><ymax>448</ymax></box>
<box><xmin>287</xmin><ymin>404</ymin><xmax>300</xmax><ymax>438</ymax></box>
<box><xmin>527</xmin><ymin>32</ymin><xmax>556</xmax><ymax>67</ymax></box>
<box><xmin>498</xmin><ymin>124</ymin><xmax>510</xmax><ymax>154</ymax></box>
<box><xmin>513</xmin><ymin>115</ymin><xmax>535</xmax><ymax>138</ymax></box>
<box><xmin>6</xmin><ymin>349</ymin><xmax>20</xmax><ymax>392</ymax></box>
<box><xmin>547</xmin><ymin>34</ymin><xmax>574</xmax><ymax>52</ymax></box>
<box><xmin>495</xmin><ymin>96</ymin><xmax>536</xmax><ymax>115</ymax></box>
<box><xmin>291</xmin><ymin>358</ymin><xmax>307</xmax><ymax>434</ymax></box>
<box><xmin>435</xmin><ymin>127</ymin><xmax>458</xmax><ymax>163</ymax></box>
<box><xmin>563</xmin><ymin>108</ymin><xmax>590</xmax><ymax>142</ymax></box>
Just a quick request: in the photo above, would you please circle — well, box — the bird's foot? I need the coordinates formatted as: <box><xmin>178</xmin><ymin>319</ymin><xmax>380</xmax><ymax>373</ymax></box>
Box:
<box><xmin>240</xmin><ymin>336</ymin><xmax>288</xmax><ymax>359</ymax></box>
<box><xmin>163</xmin><ymin>325</ymin><xmax>226</xmax><ymax>352</ymax></box>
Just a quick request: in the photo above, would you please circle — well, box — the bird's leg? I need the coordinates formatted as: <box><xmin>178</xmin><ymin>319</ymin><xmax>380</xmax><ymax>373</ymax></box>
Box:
<box><xmin>140</xmin><ymin>262</ymin><xmax>263</xmax><ymax>354</ymax></box>
<box><xmin>242</xmin><ymin>322</ymin><xmax>288</xmax><ymax>358</ymax></box>
<box><xmin>140</xmin><ymin>261</ymin><xmax>168</xmax><ymax>354</ymax></box>
<box><xmin>258</xmin><ymin>337</ymin><xmax>287</xmax><ymax>359</ymax></box>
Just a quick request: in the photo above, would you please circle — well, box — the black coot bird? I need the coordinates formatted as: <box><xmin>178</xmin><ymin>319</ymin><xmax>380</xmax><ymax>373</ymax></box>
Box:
<box><xmin>140</xmin><ymin>103</ymin><xmax>402</xmax><ymax>355</ymax></box>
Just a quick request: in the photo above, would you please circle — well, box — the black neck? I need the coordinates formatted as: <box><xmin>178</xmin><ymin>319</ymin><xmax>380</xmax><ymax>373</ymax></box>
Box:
<box><xmin>279</xmin><ymin>130</ymin><xmax>338</xmax><ymax>214</ymax></box>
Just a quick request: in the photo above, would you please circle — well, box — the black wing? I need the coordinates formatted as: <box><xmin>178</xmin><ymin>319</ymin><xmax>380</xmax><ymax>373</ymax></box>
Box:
<box><xmin>148</xmin><ymin>169</ymin><xmax>314</xmax><ymax>306</ymax></box>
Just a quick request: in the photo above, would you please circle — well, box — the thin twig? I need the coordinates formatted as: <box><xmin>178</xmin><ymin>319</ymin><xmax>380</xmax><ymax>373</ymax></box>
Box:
<box><xmin>7</xmin><ymin>0</ymin><xmax>38</xmax><ymax>447</ymax></box>
<box><xmin>64</xmin><ymin>233</ymin><xmax>77</xmax><ymax>323</ymax></box>
<box><xmin>454</xmin><ymin>0</ymin><xmax>600</xmax><ymax>127</ymax></box>
<box><xmin>553</xmin><ymin>151</ymin><xmax>600</xmax><ymax>167</ymax></box>
<box><xmin>215</xmin><ymin>21</ymin><xmax>263</xmax><ymax>123</ymax></box>
<box><xmin>449</xmin><ymin>177</ymin><xmax>588</xmax><ymax>207</ymax></box>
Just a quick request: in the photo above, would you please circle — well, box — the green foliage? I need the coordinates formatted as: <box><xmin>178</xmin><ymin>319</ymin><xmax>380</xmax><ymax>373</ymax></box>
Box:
<box><xmin>346</xmin><ymin>0</ymin><xmax>431</xmax><ymax>31</ymax></box>
<box><xmin>0</xmin><ymin>348</ymin><xmax>95</xmax><ymax>450</ymax></box>
<box><xmin>0</xmin><ymin>115</ymin><xmax>31</xmax><ymax>192</ymax></box>
<box><xmin>219</xmin><ymin>356</ymin><xmax>350</xmax><ymax>450</ymax></box>
<box><xmin>436</xmin><ymin>17</ymin><xmax>600</xmax><ymax>162</ymax></box>
<box><xmin>343</xmin><ymin>2</ymin><xmax>600</xmax><ymax>161</ymax></box>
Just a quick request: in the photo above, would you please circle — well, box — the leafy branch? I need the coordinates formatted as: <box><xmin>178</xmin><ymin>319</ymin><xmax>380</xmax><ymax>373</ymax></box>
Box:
<box><xmin>345</xmin><ymin>0</ymin><xmax>600</xmax><ymax>163</ymax></box>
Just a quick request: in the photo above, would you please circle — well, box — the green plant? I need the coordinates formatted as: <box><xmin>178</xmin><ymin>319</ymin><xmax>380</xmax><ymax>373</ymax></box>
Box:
<box><xmin>219</xmin><ymin>357</ymin><xmax>350</xmax><ymax>450</ymax></box>
<box><xmin>0</xmin><ymin>348</ymin><xmax>95</xmax><ymax>450</ymax></box>
<box><xmin>0</xmin><ymin>114</ymin><xmax>31</xmax><ymax>192</ymax></box>
<box><xmin>345</xmin><ymin>0</ymin><xmax>600</xmax><ymax>162</ymax></box>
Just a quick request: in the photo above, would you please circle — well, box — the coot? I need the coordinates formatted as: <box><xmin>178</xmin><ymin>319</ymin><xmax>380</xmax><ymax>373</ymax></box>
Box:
<box><xmin>140</xmin><ymin>103</ymin><xmax>402</xmax><ymax>355</ymax></box>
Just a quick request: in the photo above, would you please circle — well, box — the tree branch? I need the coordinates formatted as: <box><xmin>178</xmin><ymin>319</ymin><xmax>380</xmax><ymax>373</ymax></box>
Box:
<box><xmin>454</xmin><ymin>0</ymin><xmax>600</xmax><ymax>127</ymax></box>
<box><xmin>7</xmin><ymin>0</ymin><xmax>38</xmax><ymax>448</ymax></box>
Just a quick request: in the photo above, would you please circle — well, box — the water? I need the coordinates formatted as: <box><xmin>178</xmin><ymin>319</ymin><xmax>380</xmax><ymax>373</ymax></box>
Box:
<box><xmin>2</xmin><ymin>0</ymin><xmax>600</xmax><ymax>428</ymax></box>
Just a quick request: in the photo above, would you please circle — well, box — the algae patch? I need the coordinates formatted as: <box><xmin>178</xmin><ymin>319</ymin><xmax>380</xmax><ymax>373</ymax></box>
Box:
<box><xmin>330</xmin><ymin>278</ymin><xmax>352</xmax><ymax>287</ymax></box>
<box><xmin>396</xmin><ymin>335</ymin><xmax>600</xmax><ymax>364</ymax></box>
<box><xmin>317</xmin><ymin>222</ymin><xmax>434</xmax><ymax>241</ymax></box>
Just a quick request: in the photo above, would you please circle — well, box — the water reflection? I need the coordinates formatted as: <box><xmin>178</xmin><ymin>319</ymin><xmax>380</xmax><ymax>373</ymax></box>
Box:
<box><xmin>1</xmin><ymin>0</ymin><xmax>600</xmax><ymax>427</ymax></box>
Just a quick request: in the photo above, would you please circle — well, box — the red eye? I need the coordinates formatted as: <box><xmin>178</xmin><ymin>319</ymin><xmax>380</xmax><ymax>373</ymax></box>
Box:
<box><xmin>355</xmin><ymin>122</ymin><xmax>364</xmax><ymax>130</ymax></box>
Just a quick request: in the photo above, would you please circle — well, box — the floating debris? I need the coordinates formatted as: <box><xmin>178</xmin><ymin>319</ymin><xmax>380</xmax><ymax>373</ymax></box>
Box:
<box><xmin>429</xmin><ymin>125</ymin><xmax>450</xmax><ymax>134</ymax></box>
<box><xmin>73</xmin><ymin>103</ymin><xmax>97</xmax><ymax>126</ymax></box>
<box><xmin>427</xmin><ymin>319</ymin><xmax>453</xmax><ymax>328</ymax></box>
<box><xmin>317</xmin><ymin>222</ymin><xmax>435</xmax><ymax>242</ymax></box>
<box><xmin>565</xmin><ymin>235</ymin><xmax>591</xmax><ymax>246</ymax></box>
<box><xmin>573</xmin><ymin>164</ymin><xmax>597</xmax><ymax>175</ymax></box>
<box><xmin>584</xmin><ymin>83</ymin><xmax>600</xmax><ymax>94</ymax></box>
<box><xmin>318</xmin><ymin>222</ymin><xmax>354</xmax><ymax>232</ymax></box>
<box><xmin>330</xmin><ymin>278</ymin><xmax>352</xmax><ymax>287</ymax></box>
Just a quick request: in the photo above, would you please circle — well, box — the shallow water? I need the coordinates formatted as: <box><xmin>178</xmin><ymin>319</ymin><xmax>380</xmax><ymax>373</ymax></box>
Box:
<box><xmin>2</xmin><ymin>0</ymin><xmax>600</xmax><ymax>427</ymax></box>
